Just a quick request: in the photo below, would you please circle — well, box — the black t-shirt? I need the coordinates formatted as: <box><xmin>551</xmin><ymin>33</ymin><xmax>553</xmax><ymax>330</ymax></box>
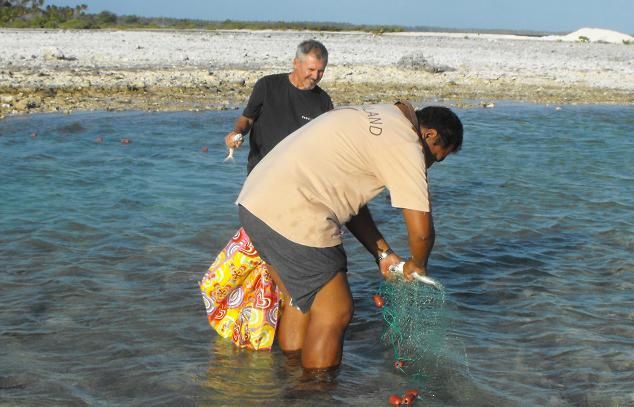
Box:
<box><xmin>242</xmin><ymin>73</ymin><xmax>333</xmax><ymax>173</ymax></box>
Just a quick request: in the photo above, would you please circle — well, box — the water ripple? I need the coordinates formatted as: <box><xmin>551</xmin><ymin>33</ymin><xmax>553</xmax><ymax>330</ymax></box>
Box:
<box><xmin>1</xmin><ymin>105</ymin><xmax>632</xmax><ymax>406</ymax></box>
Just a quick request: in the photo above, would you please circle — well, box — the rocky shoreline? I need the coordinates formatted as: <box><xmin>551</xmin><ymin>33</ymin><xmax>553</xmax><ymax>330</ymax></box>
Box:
<box><xmin>2</xmin><ymin>28</ymin><xmax>633</xmax><ymax>119</ymax></box>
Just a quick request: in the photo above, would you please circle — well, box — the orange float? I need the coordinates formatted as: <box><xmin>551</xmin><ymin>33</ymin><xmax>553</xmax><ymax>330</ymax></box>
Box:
<box><xmin>372</xmin><ymin>294</ymin><xmax>385</xmax><ymax>308</ymax></box>
<box><xmin>388</xmin><ymin>394</ymin><xmax>402</xmax><ymax>405</ymax></box>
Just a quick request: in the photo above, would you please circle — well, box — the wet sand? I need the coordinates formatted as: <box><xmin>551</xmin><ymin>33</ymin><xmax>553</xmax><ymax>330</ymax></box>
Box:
<box><xmin>1</xmin><ymin>28</ymin><xmax>633</xmax><ymax>119</ymax></box>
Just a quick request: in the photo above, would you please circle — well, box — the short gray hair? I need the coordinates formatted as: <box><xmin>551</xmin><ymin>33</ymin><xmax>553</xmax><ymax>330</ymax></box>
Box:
<box><xmin>296</xmin><ymin>40</ymin><xmax>328</xmax><ymax>62</ymax></box>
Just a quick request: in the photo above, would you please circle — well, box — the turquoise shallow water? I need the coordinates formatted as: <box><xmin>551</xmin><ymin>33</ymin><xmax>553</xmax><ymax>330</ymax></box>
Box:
<box><xmin>1</xmin><ymin>104</ymin><xmax>632</xmax><ymax>406</ymax></box>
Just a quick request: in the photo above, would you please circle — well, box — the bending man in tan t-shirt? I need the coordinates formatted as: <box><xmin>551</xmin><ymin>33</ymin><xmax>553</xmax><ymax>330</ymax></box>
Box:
<box><xmin>236</xmin><ymin>100</ymin><xmax>464</xmax><ymax>371</ymax></box>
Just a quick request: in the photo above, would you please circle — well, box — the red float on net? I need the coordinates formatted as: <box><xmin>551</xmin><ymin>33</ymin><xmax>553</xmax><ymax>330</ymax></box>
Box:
<box><xmin>372</xmin><ymin>294</ymin><xmax>385</xmax><ymax>308</ymax></box>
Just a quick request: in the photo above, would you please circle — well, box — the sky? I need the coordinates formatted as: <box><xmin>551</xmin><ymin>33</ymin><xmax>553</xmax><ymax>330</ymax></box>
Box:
<box><xmin>45</xmin><ymin>0</ymin><xmax>633</xmax><ymax>34</ymax></box>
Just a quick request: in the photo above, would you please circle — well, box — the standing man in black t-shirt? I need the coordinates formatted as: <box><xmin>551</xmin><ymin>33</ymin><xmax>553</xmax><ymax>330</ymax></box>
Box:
<box><xmin>223</xmin><ymin>40</ymin><xmax>333</xmax><ymax>173</ymax></box>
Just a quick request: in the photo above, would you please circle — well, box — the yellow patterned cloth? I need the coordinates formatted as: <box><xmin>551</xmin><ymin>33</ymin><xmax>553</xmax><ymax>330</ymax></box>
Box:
<box><xmin>199</xmin><ymin>228</ymin><xmax>282</xmax><ymax>350</ymax></box>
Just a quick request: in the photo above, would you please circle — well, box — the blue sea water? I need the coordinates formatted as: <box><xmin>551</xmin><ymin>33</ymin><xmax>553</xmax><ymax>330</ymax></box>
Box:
<box><xmin>1</xmin><ymin>104</ymin><xmax>632</xmax><ymax>406</ymax></box>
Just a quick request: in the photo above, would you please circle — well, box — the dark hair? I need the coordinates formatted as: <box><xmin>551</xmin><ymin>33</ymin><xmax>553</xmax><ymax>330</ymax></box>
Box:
<box><xmin>296</xmin><ymin>40</ymin><xmax>328</xmax><ymax>62</ymax></box>
<box><xmin>416</xmin><ymin>106</ymin><xmax>463</xmax><ymax>152</ymax></box>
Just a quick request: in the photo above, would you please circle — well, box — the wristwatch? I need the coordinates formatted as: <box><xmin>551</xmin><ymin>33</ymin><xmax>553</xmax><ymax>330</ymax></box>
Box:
<box><xmin>376</xmin><ymin>248</ymin><xmax>394</xmax><ymax>264</ymax></box>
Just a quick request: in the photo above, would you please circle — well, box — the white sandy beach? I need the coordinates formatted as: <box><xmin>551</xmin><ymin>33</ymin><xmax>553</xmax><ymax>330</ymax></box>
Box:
<box><xmin>1</xmin><ymin>27</ymin><xmax>633</xmax><ymax>116</ymax></box>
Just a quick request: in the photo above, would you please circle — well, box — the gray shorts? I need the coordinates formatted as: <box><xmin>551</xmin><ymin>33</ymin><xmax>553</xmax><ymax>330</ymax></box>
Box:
<box><xmin>239</xmin><ymin>205</ymin><xmax>347</xmax><ymax>313</ymax></box>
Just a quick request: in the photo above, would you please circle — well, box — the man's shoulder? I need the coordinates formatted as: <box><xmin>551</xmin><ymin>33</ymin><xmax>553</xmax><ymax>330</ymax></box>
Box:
<box><xmin>258</xmin><ymin>73</ymin><xmax>289</xmax><ymax>84</ymax></box>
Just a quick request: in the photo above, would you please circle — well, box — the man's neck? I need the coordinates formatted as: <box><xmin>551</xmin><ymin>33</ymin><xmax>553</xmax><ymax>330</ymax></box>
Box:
<box><xmin>288</xmin><ymin>72</ymin><xmax>300</xmax><ymax>89</ymax></box>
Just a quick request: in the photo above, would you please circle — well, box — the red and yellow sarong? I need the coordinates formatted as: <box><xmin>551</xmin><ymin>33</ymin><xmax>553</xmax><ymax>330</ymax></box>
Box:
<box><xmin>199</xmin><ymin>228</ymin><xmax>282</xmax><ymax>350</ymax></box>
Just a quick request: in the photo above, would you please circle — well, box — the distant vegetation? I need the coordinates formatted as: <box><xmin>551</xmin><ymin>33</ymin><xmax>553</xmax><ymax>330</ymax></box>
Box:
<box><xmin>0</xmin><ymin>0</ymin><xmax>570</xmax><ymax>37</ymax></box>
<box><xmin>0</xmin><ymin>0</ymin><xmax>404</xmax><ymax>33</ymax></box>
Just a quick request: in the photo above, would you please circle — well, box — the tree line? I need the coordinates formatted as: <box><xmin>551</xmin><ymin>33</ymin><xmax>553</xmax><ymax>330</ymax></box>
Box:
<box><xmin>0</xmin><ymin>0</ymin><xmax>404</xmax><ymax>33</ymax></box>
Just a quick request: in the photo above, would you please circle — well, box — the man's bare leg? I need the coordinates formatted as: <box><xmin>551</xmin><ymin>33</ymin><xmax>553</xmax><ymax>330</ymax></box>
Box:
<box><xmin>265</xmin><ymin>265</ymin><xmax>310</xmax><ymax>352</ymax></box>
<box><xmin>301</xmin><ymin>271</ymin><xmax>353</xmax><ymax>369</ymax></box>
<box><xmin>278</xmin><ymin>301</ymin><xmax>310</xmax><ymax>352</ymax></box>
<box><xmin>267</xmin><ymin>266</ymin><xmax>353</xmax><ymax>368</ymax></box>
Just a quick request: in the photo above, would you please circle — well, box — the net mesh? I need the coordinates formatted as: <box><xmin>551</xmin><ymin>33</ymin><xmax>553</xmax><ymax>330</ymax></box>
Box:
<box><xmin>378</xmin><ymin>277</ymin><xmax>449</xmax><ymax>383</ymax></box>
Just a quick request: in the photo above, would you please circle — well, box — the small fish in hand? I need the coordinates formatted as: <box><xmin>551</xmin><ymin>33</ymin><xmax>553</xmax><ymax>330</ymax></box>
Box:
<box><xmin>224</xmin><ymin>133</ymin><xmax>244</xmax><ymax>162</ymax></box>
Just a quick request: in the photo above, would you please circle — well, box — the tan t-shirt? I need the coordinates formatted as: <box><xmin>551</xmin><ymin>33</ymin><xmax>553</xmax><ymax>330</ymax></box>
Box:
<box><xmin>236</xmin><ymin>102</ymin><xmax>430</xmax><ymax>248</ymax></box>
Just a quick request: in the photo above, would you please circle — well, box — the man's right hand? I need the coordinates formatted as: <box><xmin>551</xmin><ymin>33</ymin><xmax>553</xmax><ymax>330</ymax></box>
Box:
<box><xmin>224</xmin><ymin>131</ymin><xmax>244</xmax><ymax>149</ymax></box>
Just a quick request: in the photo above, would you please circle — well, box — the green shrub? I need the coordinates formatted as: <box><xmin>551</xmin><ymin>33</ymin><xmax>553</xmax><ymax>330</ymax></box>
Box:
<box><xmin>61</xmin><ymin>18</ymin><xmax>96</xmax><ymax>29</ymax></box>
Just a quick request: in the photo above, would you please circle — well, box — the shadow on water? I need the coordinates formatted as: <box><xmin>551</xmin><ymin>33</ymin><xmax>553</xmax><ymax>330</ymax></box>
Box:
<box><xmin>56</xmin><ymin>121</ymin><xmax>86</xmax><ymax>135</ymax></box>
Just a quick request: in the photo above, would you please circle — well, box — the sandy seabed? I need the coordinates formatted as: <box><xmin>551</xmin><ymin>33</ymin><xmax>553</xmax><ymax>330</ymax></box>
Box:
<box><xmin>1</xmin><ymin>28</ymin><xmax>634</xmax><ymax>118</ymax></box>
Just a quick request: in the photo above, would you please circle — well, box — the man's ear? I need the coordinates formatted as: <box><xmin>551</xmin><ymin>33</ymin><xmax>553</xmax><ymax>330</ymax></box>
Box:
<box><xmin>424</xmin><ymin>128</ymin><xmax>438</xmax><ymax>140</ymax></box>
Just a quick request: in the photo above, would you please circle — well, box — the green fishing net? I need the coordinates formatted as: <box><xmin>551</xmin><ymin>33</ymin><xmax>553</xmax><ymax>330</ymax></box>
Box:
<box><xmin>377</xmin><ymin>275</ymin><xmax>448</xmax><ymax>383</ymax></box>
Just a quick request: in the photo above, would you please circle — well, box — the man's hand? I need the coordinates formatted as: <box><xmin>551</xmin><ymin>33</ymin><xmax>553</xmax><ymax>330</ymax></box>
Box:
<box><xmin>378</xmin><ymin>251</ymin><xmax>401</xmax><ymax>280</ymax></box>
<box><xmin>224</xmin><ymin>115</ymin><xmax>253</xmax><ymax>149</ymax></box>
<box><xmin>224</xmin><ymin>131</ymin><xmax>244</xmax><ymax>149</ymax></box>
<box><xmin>382</xmin><ymin>258</ymin><xmax>429</xmax><ymax>282</ymax></box>
<box><xmin>401</xmin><ymin>259</ymin><xmax>428</xmax><ymax>281</ymax></box>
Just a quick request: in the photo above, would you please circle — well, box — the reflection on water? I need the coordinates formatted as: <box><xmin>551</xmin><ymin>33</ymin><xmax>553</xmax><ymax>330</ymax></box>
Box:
<box><xmin>1</xmin><ymin>104</ymin><xmax>633</xmax><ymax>406</ymax></box>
